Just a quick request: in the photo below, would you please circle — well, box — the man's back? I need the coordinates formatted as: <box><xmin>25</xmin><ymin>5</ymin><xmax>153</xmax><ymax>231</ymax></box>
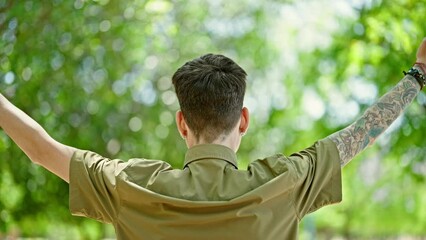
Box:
<box><xmin>70</xmin><ymin>139</ymin><xmax>341</xmax><ymax>239</ymax></box>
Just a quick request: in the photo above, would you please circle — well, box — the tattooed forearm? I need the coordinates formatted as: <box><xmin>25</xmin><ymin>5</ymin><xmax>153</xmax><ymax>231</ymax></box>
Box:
<box><xmin>328</xmin><ymin>75</ymin><xmax>421</xmax><ymax>167</ymax></box>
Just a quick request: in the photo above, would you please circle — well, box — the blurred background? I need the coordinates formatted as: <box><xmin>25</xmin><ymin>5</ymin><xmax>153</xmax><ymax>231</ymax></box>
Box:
<box><xmin>0</xmin><ymin>0</ymin><xmax>425</xmax><ymax>239</ymax></box>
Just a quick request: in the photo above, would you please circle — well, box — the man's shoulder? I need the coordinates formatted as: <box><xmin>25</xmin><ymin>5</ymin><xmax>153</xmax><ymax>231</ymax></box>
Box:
<box><xmin>125</xmin><ymin>157</ymin><xmax>174</xmax><ymax>173</ymax></box>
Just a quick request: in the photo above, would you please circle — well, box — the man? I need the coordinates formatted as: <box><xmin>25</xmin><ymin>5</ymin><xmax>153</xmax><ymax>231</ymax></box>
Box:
<box><xmin>1</xmin><ymin>39</ymin><xmax>425</xmax><ymax>239</ymax></box>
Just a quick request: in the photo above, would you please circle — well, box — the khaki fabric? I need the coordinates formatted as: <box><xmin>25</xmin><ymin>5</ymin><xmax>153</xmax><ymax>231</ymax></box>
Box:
<box><xmin>69</xmin><ymin>138</ymin><xmax>342</xmax><ymax>240</ymax></box>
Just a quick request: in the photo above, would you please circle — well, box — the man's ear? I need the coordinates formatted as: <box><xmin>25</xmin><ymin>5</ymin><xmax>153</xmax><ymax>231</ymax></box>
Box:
<box><xmin>239</xmin><ymin>107</ymin><xmax>250</xmax><ymax>135</ymax></box>
<box><xmin>176</xmin><ymin>110</ymin><xmax>188</xmax><ymax>138</ymax></box>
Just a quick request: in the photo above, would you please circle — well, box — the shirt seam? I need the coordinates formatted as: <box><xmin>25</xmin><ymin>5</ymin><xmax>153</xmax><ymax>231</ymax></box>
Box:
<box><xmin>184</xmin><ymin>158</ymin><xmax>238</xmax><ymax>170</ymax></box>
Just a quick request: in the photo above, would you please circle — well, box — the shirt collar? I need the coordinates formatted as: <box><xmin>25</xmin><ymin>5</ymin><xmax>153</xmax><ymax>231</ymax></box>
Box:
<box><xmin>184</xmin><ymin>144</ymin><xmax>238</xmax><ymax>169</ymax></box>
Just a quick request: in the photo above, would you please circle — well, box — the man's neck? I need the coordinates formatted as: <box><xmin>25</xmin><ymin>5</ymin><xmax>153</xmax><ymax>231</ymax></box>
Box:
<box><xmin>187</xmin><ymin>131</ymin><xmax>241</xmax><ymax>152</ymax></box>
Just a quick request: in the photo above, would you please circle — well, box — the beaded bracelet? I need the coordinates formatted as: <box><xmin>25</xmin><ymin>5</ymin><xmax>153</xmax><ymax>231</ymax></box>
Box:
<box><xmin>404</xmin><ymin>67</ymin><xmax>426</xmax><ymax>90</ymax></box>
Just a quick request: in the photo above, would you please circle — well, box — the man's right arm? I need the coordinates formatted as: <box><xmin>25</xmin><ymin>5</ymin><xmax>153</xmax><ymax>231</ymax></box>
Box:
<box><xmin>327</xmin><ymin>38</ymin><xmax>426</xmax><ymax>167</ymax></box>
<box><xmin>0</xmin><ymin>93</ymin><xmax>75</xmax><ymax>182</ymax></box>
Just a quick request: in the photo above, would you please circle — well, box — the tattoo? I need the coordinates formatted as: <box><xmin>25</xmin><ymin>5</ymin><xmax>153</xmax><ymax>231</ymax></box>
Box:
<box><xmin>328</xmin><ymin>75</ymin><xmax>420</xmax><ymax>167</ymax></box>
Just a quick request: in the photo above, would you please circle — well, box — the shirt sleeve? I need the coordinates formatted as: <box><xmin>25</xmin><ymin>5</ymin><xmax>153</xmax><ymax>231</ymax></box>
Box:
<box><xmin>69</xmin><ymin>150</ymin><xmax>130</xmax><ymax>223</ymax></box>
<box><xmin>290</xmin><ymin>138</ymin><xmax>342</xmax><ymax>219</ymax></box>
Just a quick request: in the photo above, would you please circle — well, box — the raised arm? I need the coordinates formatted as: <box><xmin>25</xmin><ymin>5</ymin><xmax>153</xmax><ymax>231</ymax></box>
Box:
<box><xmin>0</xmin><ymin>94</ymin><xmax>76</xmax><ymax>182</ymax></box>
<box><xmin>328</xmin><ymin>38</ymin><xmax>426</xmax><ymax>167</ymax></box>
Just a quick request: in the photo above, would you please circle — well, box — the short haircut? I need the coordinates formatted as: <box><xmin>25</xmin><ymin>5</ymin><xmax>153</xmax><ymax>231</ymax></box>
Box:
<box><xmin>172</xmin><ymin>54</ymin><xmax>247</xmax><ymax>143</ymax></box>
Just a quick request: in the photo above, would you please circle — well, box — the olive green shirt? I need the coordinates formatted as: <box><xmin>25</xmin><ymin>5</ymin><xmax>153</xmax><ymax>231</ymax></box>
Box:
<box><xmin>69</xmin><ymin>138</ymin><xmax>342</xmax><ymax>240</ymax></box>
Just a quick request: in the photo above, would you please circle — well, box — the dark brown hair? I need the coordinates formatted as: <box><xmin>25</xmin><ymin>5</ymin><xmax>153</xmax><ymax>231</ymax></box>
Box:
<box><xmin>172</xmin><ymin>54</ymin><xmax>247</xmax><ymax>142</ymax></box>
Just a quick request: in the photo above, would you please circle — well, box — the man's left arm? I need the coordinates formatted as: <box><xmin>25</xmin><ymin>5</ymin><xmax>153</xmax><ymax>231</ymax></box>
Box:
<box><xmin>328</xmin><ymin>38</ymin><xmax>426</xmax><ymax>167</ymax></box>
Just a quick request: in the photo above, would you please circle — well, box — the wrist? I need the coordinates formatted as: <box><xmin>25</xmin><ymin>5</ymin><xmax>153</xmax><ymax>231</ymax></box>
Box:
<box><xmin>0</xmin><ymin>93</ymin><xmax>4</xmax><ymax>108</ymax></box>
<box><xmin>414</xmin><ymin>62</ymin><xmax>426</xmax><ymax>73</ymax></box>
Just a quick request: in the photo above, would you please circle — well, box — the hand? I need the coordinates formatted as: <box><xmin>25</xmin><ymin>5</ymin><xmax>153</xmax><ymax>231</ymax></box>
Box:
<box><xmin>416</xmin><ymin>38</ymin><xmax>426</xmax><ymax>65</ymax></box>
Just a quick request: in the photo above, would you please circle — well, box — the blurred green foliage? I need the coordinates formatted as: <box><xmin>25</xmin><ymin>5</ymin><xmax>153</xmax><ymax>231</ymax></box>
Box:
<box><xmin>0</xmin><ymin>0</ymin><xmax>425</xmax><ymax>239</ymax></box>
